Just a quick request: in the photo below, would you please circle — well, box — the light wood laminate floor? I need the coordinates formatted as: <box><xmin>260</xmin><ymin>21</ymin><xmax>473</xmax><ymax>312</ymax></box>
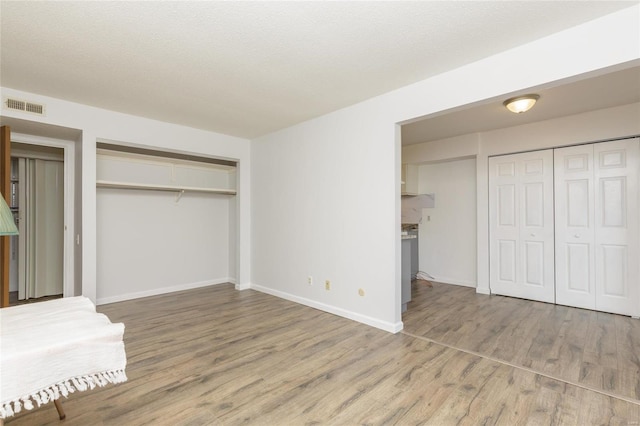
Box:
<box><xmin>403</xmin><ymin>281</ymin><xmax>640</xmax><ymax>404</ymax></box>
<box><xmin>6</xmin><ymin>283</ymin><xmax>640</xmax><ymax>425</ymax></box>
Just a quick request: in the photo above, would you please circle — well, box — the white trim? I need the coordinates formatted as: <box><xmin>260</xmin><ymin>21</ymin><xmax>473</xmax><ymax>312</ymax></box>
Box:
<box><xmin>96</xmin><ymin>278</ymin><xmax>232</xmax><ymax>305</ymax></box>
<box><xmin>430</xmin><ymin>276</ymin><xmax>477</xmax><ymax>289</ymax></box>
<box><xmin>251</xmin><ymin>283</ymin><xmax>404</xmax><ymax>334</ymax></box>
<box><xmin>235</xmin><ymin>282</ymin><xmax>250</xmax><ymax>290</ymax></box>
<box><xmin>10</xmin><ymin>148</ymin><xmax>63</xmax><ymax>162</ymax></box>
<box><xmin>10</xmin><ymin>132</ymin><xmax>75</xmax><ymax>299</ymax></box>
<box><xmin>475</xmin><ymin>287</ymin><xmax>491</xmax><ymax>295</ymax></box>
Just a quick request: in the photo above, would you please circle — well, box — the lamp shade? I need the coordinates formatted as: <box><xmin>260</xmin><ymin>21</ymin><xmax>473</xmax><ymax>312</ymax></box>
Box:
<box><xmin>0</xmin><ymin>195</ymin><xmax>18</xmax><ymax>236</ymax></box>
<box><xmin>504</xmin><ymin>94</ymin><xmax>539</xmax><ymax>114</ymax></box>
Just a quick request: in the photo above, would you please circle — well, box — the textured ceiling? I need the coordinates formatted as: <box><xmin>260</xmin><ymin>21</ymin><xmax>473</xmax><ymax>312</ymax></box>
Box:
<box><xmin>402</xmin><ymin>66</ymin><xmax>640</xmax><ymax>145</ymax></box>
<box><xmin>0</xmin><ymin>1</ymin><xmax>636</xmax><ymax>139</ymax></box>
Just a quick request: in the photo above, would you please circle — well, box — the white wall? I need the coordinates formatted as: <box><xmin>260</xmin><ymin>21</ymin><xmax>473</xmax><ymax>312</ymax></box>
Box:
<box><xmin>0</xmin><ymin>87</ymin><xmax>251</xmax><ymax>305</ymax></box>
<box><xmin>251</xmin><ymin>105</ymin><xmax>399</xmax><ymax>331</ymax></box>
<box><xmin>251</xmin><ymin>6</ymin><xmax>640</xmax><ymax>332</ymax></box>
<box><xmin>403</xmin><ymin>133</ymin><xmax>479</xmax><ymax>164</ymax></box>
<box><xmin>1</xmin><ymin>5</ymin><xmax>637</xmax><ymax>329</ymax></box>
<box><xmin>417</xmin><ymin>158</ymin><xmax>476</xmax><ymax>287</ymax></box>
<box><xmin>96</xmin><ymin>190</ymin><xmax>233</xmax><ymax>304</ymax></box>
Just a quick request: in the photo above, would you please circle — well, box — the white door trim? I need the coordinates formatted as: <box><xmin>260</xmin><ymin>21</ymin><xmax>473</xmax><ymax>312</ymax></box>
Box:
<box><xmin>10</xmin><ymin>132</ymin><xmax>75</xmax><ymax>299</ymax></box>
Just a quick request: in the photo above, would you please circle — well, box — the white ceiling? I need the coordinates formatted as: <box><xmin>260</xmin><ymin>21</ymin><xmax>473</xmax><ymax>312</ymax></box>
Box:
<box><xmin>402</xmin><ymin>65</ymin><xmax>640</xmax><ymax>145</ymax></box>
<box><xmin>1</xmin><ymin>1</ymin><xmax>637</xmax><ymax>140</ymax></box>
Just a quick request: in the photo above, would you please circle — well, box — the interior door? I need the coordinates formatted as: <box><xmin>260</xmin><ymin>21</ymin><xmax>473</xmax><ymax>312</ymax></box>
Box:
<box><xmin>20</xmin><ymin>158</ymin><xmax>64</xmax><ymax>299</ymax></box>
<box><xmin>489</xmin><ymin>150</ymin><xmax>555</xmax><ymax>303</ymax></box>
<box><xmin>555</xmin><ymin>138</ymin><xmax>639</xmax><ymax>316</ymax></box>
<box><xmin>1</xmin><ymin>125</ymin><xmax>10</xmax><ymax>307</ymax></box>
<box><xmin>554</xmin><ymin>144</ymin><xmax>596</xmax><ymax>310</ymax></box>
<box><xmin>593</xmin><ymin>138</ymin><xmax>639</xmax><ymax>316</ymax></box>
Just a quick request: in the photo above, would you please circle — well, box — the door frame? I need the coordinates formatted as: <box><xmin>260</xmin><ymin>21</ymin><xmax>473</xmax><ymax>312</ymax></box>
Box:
<box><xmin>10</xmin><ymin>132</ymin><xmax>75</xmax><ymax>299</ymax></box>
<box><xmin>1</xmin><ymin>126</ymin><xmax>10</xmax><ymax>307</ymax></box>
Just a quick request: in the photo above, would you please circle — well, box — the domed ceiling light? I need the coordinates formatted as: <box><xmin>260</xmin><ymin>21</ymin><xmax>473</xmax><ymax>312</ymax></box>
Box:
<box><xmin>503</xmin><ymin>94</ymin><xmax>540</xmax><ymax>113</ymax></box>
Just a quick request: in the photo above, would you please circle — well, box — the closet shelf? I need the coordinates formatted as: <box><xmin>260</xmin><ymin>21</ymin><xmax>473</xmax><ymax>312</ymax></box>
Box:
<box><xmin>96</xmin><ymin>180</ymin><xmax>237</xmax><ymax>195</ymax></box>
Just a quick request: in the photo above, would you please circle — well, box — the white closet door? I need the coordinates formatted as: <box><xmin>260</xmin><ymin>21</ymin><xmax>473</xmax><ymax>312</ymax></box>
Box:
<box><xmin>593</xmin><ymin>138</ymin><xmax>639</xmax><ymax>316</ymax></box>
<box><xmin>554</xmin><ymin>144</ymin><xmax>596</xmax><ymax>310</ymax></box>
<box><xmin>17</xmin><ymin>158</ymin><xmax>64</xmax><ymax>300</ymax></box>
<box><xmin>555</xmin><ymin>138</ymin><xmax>639</xmax><ymax>316</ymax></box>
<box><xmin>34</xmin><ymin>159</ymin><xmax>64</xmax><ymax>298</ymax></box>
<box><xmin>489</xmin><ymin>150</ymin><xmax>555</xmax><ymax>303</ymax></box>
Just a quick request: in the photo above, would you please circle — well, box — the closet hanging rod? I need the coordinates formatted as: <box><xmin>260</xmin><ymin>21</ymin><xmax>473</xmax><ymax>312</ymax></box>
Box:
<box><xmin>95</xmin><ymin>180</ymin><xmax>236</xmax><ymax>195</ymax></box>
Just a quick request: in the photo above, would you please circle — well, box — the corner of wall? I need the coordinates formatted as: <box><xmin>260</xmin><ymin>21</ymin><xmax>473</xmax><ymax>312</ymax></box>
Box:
<box><xmin>251</xmin><ymin>283</ymin><xmax>404</xmax><ymax>334</ymax></box>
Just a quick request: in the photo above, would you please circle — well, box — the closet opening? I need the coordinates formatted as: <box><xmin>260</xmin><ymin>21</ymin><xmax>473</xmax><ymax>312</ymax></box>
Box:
<box><xmin>95</xmin><ymin>143</ymin><xmax>238</xmax><ymax>305</ymax></box>
<box><xmin>9</xmin><ymin>142</ymin><xmax>65</xmax><ymax>305</ymax></box>
<box><xmin>488</xmin><ymin>137</ymin><xmax>640</xmax><ymax>317</ymax></box>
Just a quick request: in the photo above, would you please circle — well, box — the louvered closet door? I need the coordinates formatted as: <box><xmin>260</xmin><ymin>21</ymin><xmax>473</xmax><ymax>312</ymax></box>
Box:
<box><xmin>489</xmin><ymin>150</ymin><xmax>555</xmax><ymax>303</ymax></box>
<box><xmin>555</xmin><ymin>138</ymin><xmax>639</xmax><ymax>316</ymax></box>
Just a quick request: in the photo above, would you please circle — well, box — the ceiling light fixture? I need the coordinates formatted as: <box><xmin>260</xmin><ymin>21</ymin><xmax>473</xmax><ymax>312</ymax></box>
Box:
<box><xmin>503</xmin><ymin>94</ymin><xmax>540</xmax><ymax>114</ymax></box>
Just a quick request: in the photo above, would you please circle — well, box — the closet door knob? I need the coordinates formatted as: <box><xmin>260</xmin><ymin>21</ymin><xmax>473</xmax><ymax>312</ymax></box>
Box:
<box><xmin>574</xmin><ymin>234</ymin><xmax>580</xmax><ymax>238</ymax></box>
<box><xmin>530</xmin><ymin>233</ymin><xmax>536</xmax><ymax>237</ymax></box>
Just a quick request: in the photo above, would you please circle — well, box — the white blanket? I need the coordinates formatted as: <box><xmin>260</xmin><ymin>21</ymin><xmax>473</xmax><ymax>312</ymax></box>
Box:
<box><xmin>0</xmin><ymin>296</ymin><xmax>127</xmax><ymax>419</ymax></box>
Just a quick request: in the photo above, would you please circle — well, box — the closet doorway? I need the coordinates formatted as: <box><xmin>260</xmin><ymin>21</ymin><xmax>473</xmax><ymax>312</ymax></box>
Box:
<box><xmin>489</xmin><ymin>137</ymin><xmax>639</xmax><ymax>317</ymax></box>
<box><xmin>1</xmin><ymin>124</ymin><xmax>76</xmax><ymax>308</ymax></box>
<box><xmin>9</xmin><ymin>142</ymin><xmax>65</xmax><ymax>304</ymax></box>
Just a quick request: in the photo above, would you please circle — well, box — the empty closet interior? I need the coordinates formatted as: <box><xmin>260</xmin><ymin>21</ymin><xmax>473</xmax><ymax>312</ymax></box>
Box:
<box><xmin>96</xmin><ymin>144</ymin><xmax>237</xmax><ymax>304</ymax></box>
<box><xmin>489</xmin><ymin>137</ymin><xmax>639</xmax><ymax>317</ymax></box>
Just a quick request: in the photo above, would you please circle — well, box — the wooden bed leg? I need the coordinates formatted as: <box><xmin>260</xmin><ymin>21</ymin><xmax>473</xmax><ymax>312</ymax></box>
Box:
<box><xmin>54</xmin><ymin>399</ymin><xmax>66</xmax><ymax>420</ymax></box>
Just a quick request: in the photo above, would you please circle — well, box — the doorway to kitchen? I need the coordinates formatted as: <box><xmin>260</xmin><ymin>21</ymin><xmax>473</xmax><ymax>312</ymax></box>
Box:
<box><xmin>400</xmin><ymin>156</ymin><xmax>478</xmax><ymax>316</ymax></box>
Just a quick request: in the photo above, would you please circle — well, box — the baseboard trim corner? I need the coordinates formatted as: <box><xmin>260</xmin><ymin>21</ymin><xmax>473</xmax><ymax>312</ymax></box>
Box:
<box><xmin>475</xmin><ymin>286</ymin><xmax>491</xmax><ymax>295</ymax></box>
<box><xmin>250</xmin><ymin>283</ymin><xmax>402</xmax><ymax>333</ymax></box>
<box><xmin>235</xmin><ymin>282</ymin><xmax>251</xmax><ymax>290</ymax></box>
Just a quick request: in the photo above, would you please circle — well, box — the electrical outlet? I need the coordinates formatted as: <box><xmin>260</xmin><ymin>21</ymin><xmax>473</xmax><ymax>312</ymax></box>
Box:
<box><xmin>325</xmin><ymin>280</ymin><xmax>331</xmax><ymax>290</ymax></box>
<box><xmin>308</xmin><ymin>276</ymin><xmax>313</xmax><ymax>285</ymax></box>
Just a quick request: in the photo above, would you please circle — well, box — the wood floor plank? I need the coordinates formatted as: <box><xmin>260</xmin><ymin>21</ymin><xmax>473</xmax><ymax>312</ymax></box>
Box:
<box><xmin>404</xmin><ymin>281</ymin><xmax>640</xmax><ymax>403</ymax></box>
<box><xmin>6</xmin><ymin>283</ymin><xmax>640</xmax><ymax>425</ymax></box>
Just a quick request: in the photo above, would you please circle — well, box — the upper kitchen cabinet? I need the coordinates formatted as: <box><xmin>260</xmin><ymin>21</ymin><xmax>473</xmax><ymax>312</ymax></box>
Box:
<box><xmin>401</xmin><ymin>163</ymin><xmax>418</xmax><ymax>196</ymax></box>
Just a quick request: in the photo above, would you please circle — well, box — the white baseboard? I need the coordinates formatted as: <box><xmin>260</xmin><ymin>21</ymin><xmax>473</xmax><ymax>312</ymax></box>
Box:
<box><xmin>250</xmin><ymin>283</ymin><xmax>403</xmax><ymax>334</ymax></box>
<box><xmin>431</xmin><ymin>276</ymin><xmax>476</xmax><ymax>288</ymax></box>
<box><xmin>235</xmin><ymin>282</ymin><xmax>251</xmax><ymax>290</ymax></box>
<box><xmin>475</xmin><ymin>286</ymin><xmax>491</xmax><ymax>295</ymax></box>
<box><xmin>96</xmin><ymin>278</ymin><xmax>232</xmax><ymax>305</ymax></box>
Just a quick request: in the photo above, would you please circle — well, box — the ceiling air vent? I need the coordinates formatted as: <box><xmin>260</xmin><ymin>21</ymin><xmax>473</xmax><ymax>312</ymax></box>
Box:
<box><xmin>4</xmin><ymin>97</ymin><xmax>46</xmax><ymax>116</ymax></box>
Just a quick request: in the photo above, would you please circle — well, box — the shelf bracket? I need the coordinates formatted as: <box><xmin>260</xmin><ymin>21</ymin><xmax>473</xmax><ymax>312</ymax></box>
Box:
<box><xmin>175</xmin><ymin>190</ymin><xmax>185</xmax><ymax>203</ymax></box>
